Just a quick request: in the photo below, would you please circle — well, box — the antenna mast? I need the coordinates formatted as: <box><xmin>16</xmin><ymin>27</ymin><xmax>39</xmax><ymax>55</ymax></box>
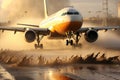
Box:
<box><xmin>103</xmin><ymin>0</ymin><xmax>108</xmax><ymax>26</ymax></box>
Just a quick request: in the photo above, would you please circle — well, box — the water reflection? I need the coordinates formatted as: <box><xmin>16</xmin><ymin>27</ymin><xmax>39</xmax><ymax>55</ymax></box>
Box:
<box><xmin>5</xmin><ymin>65</ymin><xmax>78</xmax><ymax>80</ymax></box>
<box><xmin>4</xmin><ymin>64</ymin><xmax>120</xmax><ymax>80</ymax></box>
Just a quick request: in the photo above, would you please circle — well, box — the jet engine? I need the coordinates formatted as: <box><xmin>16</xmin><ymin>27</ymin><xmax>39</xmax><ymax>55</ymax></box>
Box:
<box><xmin>25</xmin><ymin>30</ymin><xmax>36</xmax><ymax>43</ymax></box>
<box><xmin>84</xmin><ymin>30</ymin><xmax>98</xmax><ymax>43</ymax></box>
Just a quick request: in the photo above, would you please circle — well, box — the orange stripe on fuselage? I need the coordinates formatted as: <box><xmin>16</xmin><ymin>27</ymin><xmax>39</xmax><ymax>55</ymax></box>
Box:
<box><xmin>51</xmin><ymin>21</ymin><xmax>82</xmax><ymax>35</ymax></box>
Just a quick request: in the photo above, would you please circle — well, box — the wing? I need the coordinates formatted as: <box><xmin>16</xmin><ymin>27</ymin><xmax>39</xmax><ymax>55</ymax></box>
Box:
<box><xmin>0</xmin><ymin>26</ymin><xmax>50</xmax><ymax>35</ymax></box>
<box><xmin>0</xmin><ymin>26</ymin><xmax>26</xmax><ymax>32</ymax></box>
<box><xmin>17</xmin><ymin>23</ymin><xmax>39</xmax><ymax>27</ymax></box>
<box><xmin>77</xmin><ymin>26</ymin><xmax>120</xmax><ymax>33</ymax></box>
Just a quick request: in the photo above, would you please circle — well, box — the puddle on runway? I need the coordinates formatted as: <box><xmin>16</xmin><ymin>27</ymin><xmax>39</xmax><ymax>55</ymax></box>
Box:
<box><xmin>2</xmin><ymin>64</ymin><xmax>120</xmax><ymax>80</ymax></box>
<box><xmin>0</xmin><ymin>49</ymin><xmax>120</xmax><ymax>80</ymax></box>
<box><xmin>4</xmin><ymin>65</ymin><xmax>76</xmax><ymax>80</ymax></box>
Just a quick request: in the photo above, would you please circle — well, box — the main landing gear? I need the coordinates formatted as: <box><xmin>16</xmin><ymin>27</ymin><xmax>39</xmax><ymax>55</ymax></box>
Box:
<box><xmin>34</xmin><ymin>34</ymin><xmax>44</xmax><ymax>49</ymax></box>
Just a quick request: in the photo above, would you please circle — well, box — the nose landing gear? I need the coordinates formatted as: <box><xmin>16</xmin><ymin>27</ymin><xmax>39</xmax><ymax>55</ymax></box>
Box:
<box><xmin>66</xmin><ymin>31</ymin><xmax>74</xmax><ymax>46</ymax></box>
<box><xmin>66</xmin><ymin>31</ymin><xmax>81</xmax><ymax>47</ymax></box>
<box><xmin>66</xmin><ymin>39</ymin><xmax>73</xmax><ymax>46</ymax></box>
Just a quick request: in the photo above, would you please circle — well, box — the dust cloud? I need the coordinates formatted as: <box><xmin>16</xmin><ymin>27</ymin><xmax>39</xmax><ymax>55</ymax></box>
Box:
<box><xmin>0</xmin><ymin>0</ymin><xmax>69</xmax><ymax>22</ymax></box>
<box><xmin>0</xmin><ymin>50</ymin><xmax>119</xmax><ymax>67</ymax></box>
<box><xmin>95</xmin><ymin>31</ymin><xmax>120</xmax><ymax>50</ymax></box>
<box><xmin>0</xmin><ymin>0</ymin><xmax>69</xmax><ymax>50</ymax></box>
<box><xmin>0</xmin><ymin>0</ymin><xmax>120</xmax><ymax>51</ymax></box>
<box><xmin>82</xmin><ymin>20</ymin><xmax>120</xmax><ymax>51</ymax></box>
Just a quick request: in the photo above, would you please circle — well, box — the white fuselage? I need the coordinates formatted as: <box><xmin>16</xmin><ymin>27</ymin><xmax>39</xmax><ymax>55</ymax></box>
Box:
<box><xmin>39</xmin><ymin>7</ymin><xmax>83</xmax><ymax>38</ymax></box>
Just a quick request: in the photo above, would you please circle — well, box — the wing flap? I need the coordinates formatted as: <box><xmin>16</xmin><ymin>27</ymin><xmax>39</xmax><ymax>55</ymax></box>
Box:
<box><xmin>17</xmin><ymin>23</ymin><xmax>39</xmax><ymax>27</ymax></box>
<box><xmin>0</xmin><ymin>26</ymin><xmax>50</xmax><ymax>35</ymax></box>
<box><xmin>0</xmin><ymin>27</ymin><xmax>26</xmax><ymax>32</ymax></box>
<box><xmin>78</xmin><ymin>26</ymin><xmax>120</xmax><ymax>33</ymax></box>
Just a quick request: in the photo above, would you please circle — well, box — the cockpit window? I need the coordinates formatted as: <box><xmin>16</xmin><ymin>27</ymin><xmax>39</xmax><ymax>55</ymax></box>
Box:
<box><xmin>74</xmin><ymin>12</ymin><xmax>79</xmax><ymax>15</ymax></box>
<box><xmin>67</xmin><ymin>12</ymin><xmax>74</xmax><ymax>15</ymax></box>
<box><xmin>61</xmin><ymin>12</ymin><xmax>79</xmax><ymax>16</ymax></box>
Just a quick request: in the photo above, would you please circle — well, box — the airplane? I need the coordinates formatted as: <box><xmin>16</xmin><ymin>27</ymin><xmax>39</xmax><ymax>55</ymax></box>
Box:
<box><xmin>0</xmin><ymin>0</ymin><xmax>120</xmax><ymax>49</ymax></box>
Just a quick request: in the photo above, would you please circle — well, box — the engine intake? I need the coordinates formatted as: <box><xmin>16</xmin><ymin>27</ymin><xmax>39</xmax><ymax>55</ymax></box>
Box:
<box><xmin>25</xmin><ymin>30</ymin><xmax>36</xmax><ymax>43</ymax></box>
<box><xmin>84</xmin><ymin>30</ymin><xmax>98</xmax><ymax>43</ymax></box>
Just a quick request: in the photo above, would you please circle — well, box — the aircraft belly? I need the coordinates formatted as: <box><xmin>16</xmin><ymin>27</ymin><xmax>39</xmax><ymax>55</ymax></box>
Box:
<box><xmin>53</xmin><ymin>21</ymin><xmax>82</xmax><ymax>34</ymax></box>
<box><xmin>48</xmin><ymin>21</ymin><xmax>82</xmax><ymax>39</ymax></box>
<box><xmin>47</xmin><ymin>32</ymin><xmax>66</xmax><ymax>39</ymax></box>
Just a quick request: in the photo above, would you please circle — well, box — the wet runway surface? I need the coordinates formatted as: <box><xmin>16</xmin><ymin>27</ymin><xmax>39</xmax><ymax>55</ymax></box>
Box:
<box><xmin>0</xmin><ymin>49</ymin><xmax>120</xmax><ymax>80</ymax></box>
<box><xmin>2</xmin><ymin>64</ymin><xmax>120</xmax><ymax>80</ymax></box>
<box><xmin>0</xmin><ymin>64</ymin><xmax>15</xmax><ymax>80</ymax></box>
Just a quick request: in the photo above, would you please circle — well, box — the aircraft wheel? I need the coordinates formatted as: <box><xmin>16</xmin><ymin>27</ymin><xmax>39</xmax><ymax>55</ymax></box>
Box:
<box><xmin>70</xmin><ymin>40</ymin><xmax>73</xmax><ymax>45</ymax></box>
<box><xmin>66</xmin><ymin>40</ymin><xmax>69</xmax><ymax>46</ymax></box>
<box><xmin>34</xmin><ymin>44</ymin><xmax>43</xmax><ymax>49</ymax></box>
<box><xmin>40</xmin><ymin>44</ymin><xmax>43</xmax><ymax>49</ymax></box>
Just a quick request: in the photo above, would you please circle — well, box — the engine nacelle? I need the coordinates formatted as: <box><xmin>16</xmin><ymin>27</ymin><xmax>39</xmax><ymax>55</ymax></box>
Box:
<box><xmin>84</xmin><ymin>30</ymin><xmax>98</xmax><ymax>43</ymax></box>
<box><xmin>25</xmin><ymin>30</ymin><xmax>36</xmax><ymax>43</ymax></box>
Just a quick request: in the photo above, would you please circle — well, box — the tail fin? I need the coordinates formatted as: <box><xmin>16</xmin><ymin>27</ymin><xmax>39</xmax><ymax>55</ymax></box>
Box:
<box><xmin>44</xmin><ymin>0</ymin><xmax>48</xmax><ymax>18</ymax></box>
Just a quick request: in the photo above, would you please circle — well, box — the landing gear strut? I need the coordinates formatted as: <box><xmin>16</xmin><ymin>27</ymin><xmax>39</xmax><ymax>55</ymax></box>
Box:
<box><xmin>75</xmin><ymin>32</ymin><xmax>80</xmax><ymax>45</ymax></box>
<box><xmin>34</xmin><ymin>34</ymin><xmax>44</xmax><ymax>49</ymax></box>
<box><xmin>73</xmin><ymin>32</ymin><xmax>82</xmax><ymax>47</ymax></box>
<box><xmin>66</xmin><ymin>31</ymin><xmax>81</xmax><ymax>47</ymax></box>
<box><xmin>66</xmin><ymin>31</ymin><xmax>74</xmax><ymax>46</ymax></box>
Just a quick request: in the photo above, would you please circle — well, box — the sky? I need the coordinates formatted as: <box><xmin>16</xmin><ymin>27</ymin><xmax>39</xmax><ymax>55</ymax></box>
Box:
<box><xmin>70</xmin><ymin>0</ymin><xmax>120</xmax><ymax>17</ymax></box>
<box><xmin>0</xmin><ymin>0</ymin><xmax>2</xmax><ymax>4</ymax></box>
<box><xmin>0</xmin><ymin>0</ymin><xmax>120</xmax><ymax>18</ymax></box>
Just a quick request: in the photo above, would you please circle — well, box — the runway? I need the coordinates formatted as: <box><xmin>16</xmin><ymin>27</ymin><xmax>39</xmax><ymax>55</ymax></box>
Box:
<box><xmin>0</xmin><ymin>64</ymin><xmax>15</xmax><ymax>80</ymax></box>
<box><xmin>0</xmin><ymin>49</ymin><xmax>120</xmax><ymax>80</ymax></box>
<box><xmin>1</xmin><ymin>64</ymin><xmax>120</xmax><ymax>80</ymax></box>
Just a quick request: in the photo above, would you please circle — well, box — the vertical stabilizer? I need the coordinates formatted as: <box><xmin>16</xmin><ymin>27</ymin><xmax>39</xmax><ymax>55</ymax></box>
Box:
<box><xmin>44</xmin><ymin>0</ymin><xmax>48</xmax><ymax>18</ymax></box>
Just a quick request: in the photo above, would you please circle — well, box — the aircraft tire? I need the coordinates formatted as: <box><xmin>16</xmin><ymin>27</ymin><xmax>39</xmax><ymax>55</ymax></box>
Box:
<box><xmin>70</xmin><ymin>40</ymin><xmax>73</xmax><ymax>45</ymax></box>
<box><xmin>66</xmin><ymin>40</ymin><xmax>69</xmax><ymax>46</ymax></box>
